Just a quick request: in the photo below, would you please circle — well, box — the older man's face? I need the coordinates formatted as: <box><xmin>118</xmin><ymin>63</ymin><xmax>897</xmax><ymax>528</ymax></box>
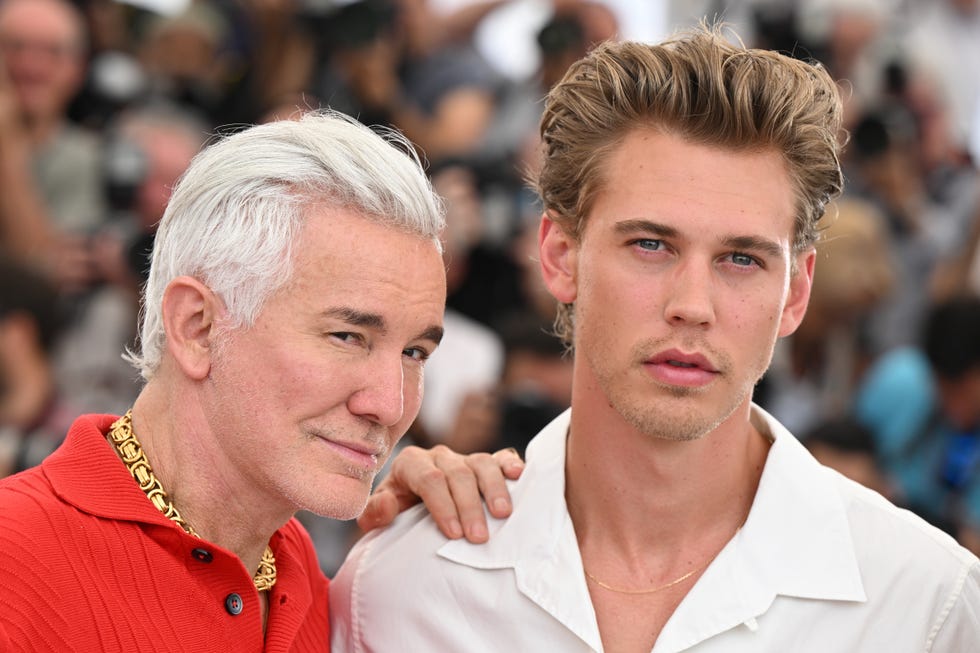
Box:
<box><xmin>202</xmin><ymin>205</ymin><xmax>446</xmax><ymax>520</ymax></box>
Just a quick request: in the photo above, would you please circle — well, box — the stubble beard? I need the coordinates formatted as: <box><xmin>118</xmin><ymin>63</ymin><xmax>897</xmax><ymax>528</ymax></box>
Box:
<box><xmin>277</xmin><ymin>425</ymin><xmax>392</xmax><ymax>521</ymax></box>
<box><xmin>585</xmin><ymin>337</ymin><xmax>759</xmax><ymax>443</ymax></box>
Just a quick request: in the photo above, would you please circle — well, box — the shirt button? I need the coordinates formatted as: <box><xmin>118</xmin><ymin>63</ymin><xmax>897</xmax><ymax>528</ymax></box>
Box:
<box><xmin>191</xmin><ymin>548</ymin><xmax>213</xmax><ymax>563</ymax></box>
<box><xmin>225</xmin><ymin>593</ymin><xmax>244</xmax><ymax>616</ymax></box>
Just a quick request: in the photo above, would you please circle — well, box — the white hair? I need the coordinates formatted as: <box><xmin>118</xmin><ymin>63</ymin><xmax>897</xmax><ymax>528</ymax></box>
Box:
<box><xmin>127</xmin><ymin>110</ymin><xmax>445</xmax><ymax>380</ymax></box>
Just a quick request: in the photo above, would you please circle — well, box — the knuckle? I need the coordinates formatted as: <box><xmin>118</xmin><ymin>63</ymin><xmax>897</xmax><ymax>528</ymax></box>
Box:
<box><xmin>417</xmin><ymin>467</ymin><xmax>448</xmax><ymax>490</ymax></box>
<box><xmin>466</xmin><ymin>452</ymin><xmax>494</xmax><ymax>467</ymax></box>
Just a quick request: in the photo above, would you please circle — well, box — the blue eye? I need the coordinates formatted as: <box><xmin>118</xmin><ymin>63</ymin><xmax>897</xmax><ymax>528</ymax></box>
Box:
<box><xmin>635</xmin><ymin>239</ymin><xmax>664</xmax><ymax>251</ymax></box>
<box><xmin>331</xmin><ymin>332</ymin><xmax>364</xmax><ymax>345</ymax></box>
<box><xmin>730</xmin><ymin>252</ymin><xmax>759</xmax><ymax>267</ymax></box>
<box><xmin>403</xmin><ymin>347</ymin><xmax>430</xmax><ymax>362</ymax></box>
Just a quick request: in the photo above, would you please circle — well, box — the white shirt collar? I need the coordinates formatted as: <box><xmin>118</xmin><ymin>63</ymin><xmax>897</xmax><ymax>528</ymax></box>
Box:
<box><xmin>438</xmin><ymin>405</ymin><xmax>867</xmax><ymax>652</ymax></box>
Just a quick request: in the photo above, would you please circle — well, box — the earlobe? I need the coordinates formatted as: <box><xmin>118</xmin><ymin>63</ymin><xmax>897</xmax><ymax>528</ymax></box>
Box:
<box><xmin>778</xmin><ymin>249</ymin><xmax>816</xmax><ymax>338</ymax></box>
<box><xmin>538</xmin><ymin>212</ymin><xmax>578</xmax><ymax>304</ymax></box>
<box><xmin>162</xmin><ymin>276</ymin><xmax>223</xmax><ymax>381</ymax></box>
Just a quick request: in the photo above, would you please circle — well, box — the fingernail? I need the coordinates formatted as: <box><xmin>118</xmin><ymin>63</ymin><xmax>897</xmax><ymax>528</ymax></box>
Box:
<box><xmin>467</xmin><ymin>522</ymin><xmax>487</xmax><ymax>541</ymax></box>
<box><xmin>447</xmin><ymin>518</ymin><xmax>463</xmax><ymax>538</ymax></box>
<box><xmin>492</xmin><ymin>497</ymin><xmax>510</xmax><ymax>513</ymax></box>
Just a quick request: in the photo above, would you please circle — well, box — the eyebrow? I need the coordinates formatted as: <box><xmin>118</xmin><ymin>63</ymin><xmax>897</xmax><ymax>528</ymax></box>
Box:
<box><xmin>613</xmin><ymin>219</ymin><xmax>785</xmax><ymax>259</ymax></box>
<box><xmin>720</xmin><ymin>235</ymin><xmax>785</xmax><ymax>260</ymax></box>
<box><xmin>613</xmin><ymin>219</ymin><xmax>678</xmax><ymax>238</ymax></box>
<box><xmin>418</xmin><ymin>325</ymin><xmax>445</xmax><ymax>346</ymax></box>
<box><xmin>324</xmin><ymin>307</ymin><xmax>387</xmax><ymax>331</ymax></box>
<box><xmin>323</xmin><ymin>307</ymin><xmax>444</xmax><ymax>345</ymax></box>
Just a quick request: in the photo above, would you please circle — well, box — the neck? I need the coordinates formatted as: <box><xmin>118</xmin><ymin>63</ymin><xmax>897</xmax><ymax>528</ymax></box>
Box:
<box><xmin>13</xmin><ymin>111</ymin><xmax>61</xmax><ymax>149</ymax></box>
<box><xmin>565</xmin><ymin>393</ymin><xmax>768</xmax><ymax>561</ymax></box>
<box><xmin>129</xmin><ymin>383</ymin><xmax>290</xmax><ymax>573</ymax></box>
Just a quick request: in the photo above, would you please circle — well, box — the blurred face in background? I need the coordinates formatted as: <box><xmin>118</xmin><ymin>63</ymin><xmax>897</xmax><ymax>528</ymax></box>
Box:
<box><xmin>0</xmin><ymin>0</ymin><xmax>85</xmax><ymax>125</ymax></box>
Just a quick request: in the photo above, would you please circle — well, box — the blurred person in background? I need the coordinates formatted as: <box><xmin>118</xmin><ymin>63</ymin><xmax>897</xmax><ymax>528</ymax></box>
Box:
<box><xmin>0</xmin><ymin>0</ymin><xmax>106</xmax><ymax>292</ymax></box>
<box><xmin>802</xmin><ymin>416</ymin><xmax>895</xmax><ymax>502</ymax></box>
<box><xmin>759</xmin><ymin>197</ymin><xmax>895</xmax><ymax>436</ymax></box>
<box><xmin>415</xmin><ymin>161</ymin><xmax>505</xmax><ymax>449</ymax></box>
<box><xmin>857</xmin><ymin>294</ymin><xmax>980</xmax><ymax>555</ymax></box>
<box><xmin>311</xmin><ymin>0</ymin><xmax>500</xmax><ymax>162</ymax></box>
<box><xmin>0</xmin><ymin>255</ymin><xmax>73</xmax><ymax>479</ymax></box>
<box><xmin>844</xmin><ymin>106</ymin><xmax>970</xmax><ymax>352</ymax></box>
<box><xmin>49</xmin><ymin>105</ymin><xmax>211</xmax><ymax>417</ymax></box>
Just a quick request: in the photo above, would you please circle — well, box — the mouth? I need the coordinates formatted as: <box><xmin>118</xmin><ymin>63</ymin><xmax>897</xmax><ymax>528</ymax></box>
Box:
<box><xmin>313</xmin><ymin>431</ymin><xmax>387</xmax><ymax>471</ymax></box>
<box><xmin>643</xmin><ymin>349</ymin><xmax>720</xmax><ymax>387</ymax></box>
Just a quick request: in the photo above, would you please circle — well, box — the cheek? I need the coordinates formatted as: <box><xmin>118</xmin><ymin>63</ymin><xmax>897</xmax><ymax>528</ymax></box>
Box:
<box><xmin>404</xmin><ymin>367</ymin><xmax>426</xmax><ymax>419</ymax></box>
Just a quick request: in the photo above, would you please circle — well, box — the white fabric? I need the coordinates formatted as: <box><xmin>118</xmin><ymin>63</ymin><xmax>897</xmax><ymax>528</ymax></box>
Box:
<box><xmin>331</xmin><ymin>406</ymin><xmax>980</xmax><ymax>652</ymax></box>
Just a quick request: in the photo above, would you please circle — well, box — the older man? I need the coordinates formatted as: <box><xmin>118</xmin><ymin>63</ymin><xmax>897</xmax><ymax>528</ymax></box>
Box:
<box><xmin>0</xmin><ymin>110</ymin><xmax>518</xmax><ymax>651</ymax></box>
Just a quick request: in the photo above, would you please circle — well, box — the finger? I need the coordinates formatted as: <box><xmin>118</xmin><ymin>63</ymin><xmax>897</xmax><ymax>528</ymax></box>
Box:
<box><xmin>387</xmin><ymin>445</ymin><xmax>465</xmax><ymax>540</ymax></box>
<box><xmin>439</xmin><ymin>451</ymin><xmax>491</xmax><ymax>543</ymax></box>
<box><xmin>357</xmin><ymin>489</ymin><xmax>399</xmax><ymax>532</ymax></box>
<box><xmin>466</xmin><ymin>450</ymin><xmax>522</xmax><ymax>519</ymax></box>
<box><xmin>494</xmin><ymin>447</ymin><xmax>526</xmax><ymax>480</ymax></box>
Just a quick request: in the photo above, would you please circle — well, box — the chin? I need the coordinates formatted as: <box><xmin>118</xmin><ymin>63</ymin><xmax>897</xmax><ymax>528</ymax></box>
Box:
<box><xmin>307</xmin><ymin>495</ymin><xmax>369</xmax><ymax>521</ymax></box>
<box><xmin>296</xmin><ymin>476</ymin><xmax>372</xmax><ymax>521</ymax></box>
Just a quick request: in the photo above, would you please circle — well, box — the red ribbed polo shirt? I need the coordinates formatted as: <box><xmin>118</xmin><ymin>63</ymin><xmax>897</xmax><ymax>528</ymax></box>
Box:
<box><xmin>0</xmin><ymin>414</ymin><xmax>330</xmax><ymax>652</ymax></box>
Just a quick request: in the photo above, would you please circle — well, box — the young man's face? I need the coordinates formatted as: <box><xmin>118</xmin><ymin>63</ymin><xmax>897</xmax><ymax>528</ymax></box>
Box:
<box><xmin>202</xmin><ymin>206</ymin><xmax>446</xmax><ymax>520</ymax></box>
<box><xmin>541</xmin><ymin>129</ymin><xmax>814</xmax><ymax>441</ymax></box>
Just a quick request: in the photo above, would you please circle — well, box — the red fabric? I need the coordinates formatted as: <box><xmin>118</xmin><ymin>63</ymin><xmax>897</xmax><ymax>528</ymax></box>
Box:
<box><xmin>0</xmin><ymin>414</ymin><xmax>331</xmax><ymax>652</ymax></box>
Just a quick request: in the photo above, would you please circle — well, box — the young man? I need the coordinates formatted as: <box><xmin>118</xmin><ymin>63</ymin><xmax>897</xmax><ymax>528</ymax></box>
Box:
<box><xmin>0</xmin><ymin>111</ymin><xmax>519</xmax><ymax>651</ymax></box>
<box><xmin>330</xmin><ymin>29</ymin><xmax>980</xmax><ymax>651</ymax></box>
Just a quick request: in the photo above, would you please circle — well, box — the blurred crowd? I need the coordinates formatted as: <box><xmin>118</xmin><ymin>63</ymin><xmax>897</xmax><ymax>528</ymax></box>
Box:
<box><xmin>0</xmin><ymin>0</ymin><xmax>979</xmax><ymax>572</ymax></box>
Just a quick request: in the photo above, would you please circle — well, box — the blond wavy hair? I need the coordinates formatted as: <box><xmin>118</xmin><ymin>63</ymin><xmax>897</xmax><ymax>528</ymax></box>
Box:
<box><xmin>534</xmin><ymin>26</ymin><xmax>844</xmax><ymax>346</ymax></box>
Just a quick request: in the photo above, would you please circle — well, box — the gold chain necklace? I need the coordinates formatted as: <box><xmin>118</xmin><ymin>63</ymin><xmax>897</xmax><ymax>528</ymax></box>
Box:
<box><xmin>583</xmin><ymin>523</ymin><xmax>744</xmax><ymax>595</ymax></box>
<box><xmin>107</xmin><ymin>411</ymin><xmax>277</xmax><ymax>592</ymax></box>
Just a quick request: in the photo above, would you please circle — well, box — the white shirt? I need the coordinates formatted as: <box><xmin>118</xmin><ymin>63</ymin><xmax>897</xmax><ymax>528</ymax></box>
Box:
<box><xmin>331</xmin><ymin>407</ymin><xmax>980</xmax><ymax>652</ymax></box>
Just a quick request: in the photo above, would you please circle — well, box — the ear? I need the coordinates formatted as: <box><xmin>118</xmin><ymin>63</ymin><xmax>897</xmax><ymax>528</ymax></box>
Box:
<box><xmin>538</xmin><ymin>212</ymin><xmax>578</xmax><ymax>304</ymax></box>
<box><xmin>161</xmin><ymin>276</ymin><xmax>223</xmax><ymax>381</ymax></box>
<box><xmin>778</xmin><ymin>249</ymin><xmax>816</xmax><ymax>338</ymax></box>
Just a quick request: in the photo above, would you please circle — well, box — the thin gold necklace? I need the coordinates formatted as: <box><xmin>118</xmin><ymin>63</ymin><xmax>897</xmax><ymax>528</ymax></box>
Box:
<box><xmin>107</xmin><ymin>410</ymin><xmax>277</xmax><ymax>592</ymax></box>
<box><xmin>583</xmin><ymin>523</ymin><xmax>744</xmax><ymax>595</ymax></box>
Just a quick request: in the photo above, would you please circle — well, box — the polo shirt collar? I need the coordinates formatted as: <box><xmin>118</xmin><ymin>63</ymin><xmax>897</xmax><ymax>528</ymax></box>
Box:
<box><xmin>42</xmin><ymin>413</ymin><xmax>175</xmax><ymax>528</ymax></box>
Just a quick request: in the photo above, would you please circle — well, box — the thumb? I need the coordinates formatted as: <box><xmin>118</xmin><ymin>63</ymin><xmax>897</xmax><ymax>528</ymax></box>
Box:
<box><xmin>357</xmin><ymin>489</ymin><xmax>400</xmax><ymax>532</ymax></box>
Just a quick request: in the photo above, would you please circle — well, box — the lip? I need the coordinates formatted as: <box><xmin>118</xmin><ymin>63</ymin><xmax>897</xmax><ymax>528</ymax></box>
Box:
<box><xmin>643</xmin><ymin>348</ymin><xmax>720</xmax><ymax>387</ymax></box>
<box><xmin>319</xmin><ymin>436</ymin><xmax>385</xmax><ymax>471</ymax></box>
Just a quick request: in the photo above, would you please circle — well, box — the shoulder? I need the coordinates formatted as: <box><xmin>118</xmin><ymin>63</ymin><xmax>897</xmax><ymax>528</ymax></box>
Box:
<box><xmin>836</xmin><ymin>470</ymin><xmax>972</xmax><ymax>566</ymax></box>
<box><xmin>333</xmin><ymin>502</ymin><xmax>456</xmax><ymax>590</ymax></box>
<box><xmin>831</xmin><ymin>470</ymin><xmax>979</xmax><ymax>612</ymax></box>
<box><xmin>0</xmin><ymin>465</ymin><xmax>64</xmax><ymax>532</ymax></box>
<box><xmin>329</xmin><ymin>504</ymin><xmax>442</xmax><ymax>646</ymax></box>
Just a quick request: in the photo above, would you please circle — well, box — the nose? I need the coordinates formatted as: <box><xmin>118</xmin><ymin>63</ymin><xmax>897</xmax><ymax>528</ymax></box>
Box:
<box><xmin>348</xmin><ymin>355</ymin><xmax>405</xmax><ymax>427</ymax></box>
<box><xmin>663</xmin><ymin>259</ymin><xmax>716</xmax><ymax>327</ymax></box>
